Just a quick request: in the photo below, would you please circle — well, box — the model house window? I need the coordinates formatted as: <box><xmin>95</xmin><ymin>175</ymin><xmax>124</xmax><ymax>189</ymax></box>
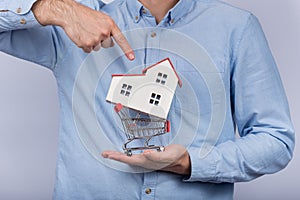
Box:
<box><xmin>149</xmin><ymin>93</ymin><xmax>161</xmax><ymax>106</ymax></box>
<box><xmin>120</xmin><ymin>84</ymin><xmax>132</xmax><ymax>97</ymax></box>
<box><xmin>156</xmin><ymin>72</ymin><xmax>168</xmax><ymax>85</ymax></box>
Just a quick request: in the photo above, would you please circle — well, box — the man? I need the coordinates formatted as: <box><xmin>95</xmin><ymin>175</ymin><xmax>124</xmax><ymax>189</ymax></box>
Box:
<box><xmin>0</xmin><ymin>0</ymin><xmax>295</xmax><ymax>199</ymax></box>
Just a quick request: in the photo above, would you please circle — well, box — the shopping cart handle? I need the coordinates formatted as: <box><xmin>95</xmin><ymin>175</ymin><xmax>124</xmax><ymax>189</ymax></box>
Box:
<box><xmin>114</xmin><ymin>103</ymin><xmax>123</xmax><ymax>113</ymax></box>
<box><xmin>165</xmin><ymin>120</ymin><xmax>171</xmax><ymax>132</ymax></box>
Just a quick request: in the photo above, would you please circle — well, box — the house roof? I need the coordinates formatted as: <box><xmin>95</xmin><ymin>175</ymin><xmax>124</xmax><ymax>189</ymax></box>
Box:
<box><xmin>112</xmin><ymin>58</ymin><xmax>182</xmax><ymax>87</ymax></box>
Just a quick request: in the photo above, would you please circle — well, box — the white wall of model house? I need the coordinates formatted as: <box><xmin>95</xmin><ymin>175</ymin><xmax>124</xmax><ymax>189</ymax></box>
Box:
<box><xmin>106</xmin><ymin>59</ymin><xmax>182</xmax><ymax>119</ymax></box>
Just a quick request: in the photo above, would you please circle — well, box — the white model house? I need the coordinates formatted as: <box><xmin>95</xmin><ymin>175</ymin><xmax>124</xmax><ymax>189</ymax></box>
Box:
<box><xmin>106</xmin><ymin>58</ymin><xmax>182</xmax><ymax>119</ymax></box>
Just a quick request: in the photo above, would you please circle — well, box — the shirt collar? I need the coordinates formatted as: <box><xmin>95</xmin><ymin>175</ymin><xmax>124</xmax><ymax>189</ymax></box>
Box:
<box><xmin>168</xmin><ymin>0</ymin><xmax>190</xmax><ymax>24</ymax></box>
<box><xmin>126</xmin><ymin>0</ymin><xmax>190</xmax><ymax>25</ymax></box>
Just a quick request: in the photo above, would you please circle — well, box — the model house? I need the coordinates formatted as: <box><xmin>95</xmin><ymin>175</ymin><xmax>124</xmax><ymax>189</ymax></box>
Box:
<box><xmin>106</xmin><ymin>58</ymin><xmax>182</xmax><ymax>119</ymax></box>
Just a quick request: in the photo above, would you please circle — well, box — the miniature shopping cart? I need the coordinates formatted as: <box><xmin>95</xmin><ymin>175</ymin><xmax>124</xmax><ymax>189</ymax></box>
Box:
<box><xmin>106</xmin><ymin>58</ymin><xmax>182</xmax><ymax>156</ymax></box>
<box><xmin>114</xmin><ymin>103</ymin><xmax>170</xmax><ymax>156</ymax></box>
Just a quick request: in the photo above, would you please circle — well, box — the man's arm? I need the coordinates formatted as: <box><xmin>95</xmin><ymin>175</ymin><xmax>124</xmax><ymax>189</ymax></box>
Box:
<box><xmin>102</xmin><ymin>14</ymin><xmax>295</xmax><ymax>182</ymax></box>
<box><xmin>32</xmin><ymin>0</ymin><xmax>134</xmax><ymax>58</ymax></box>
<box><xmin>0</xmin><ymin>0</ymin><xmax>58</xmax><ymax>69</ymax></box>
<box><xmin>0</xmin><ymin>0</ymin><xmax>134</xmax><ymax>63</ymax></box>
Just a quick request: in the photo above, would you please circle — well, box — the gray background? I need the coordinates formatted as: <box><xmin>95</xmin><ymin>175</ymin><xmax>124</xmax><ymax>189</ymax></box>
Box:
<box><xmin>0</xmin><ymin>0</ymin><xmax>299</xmax><ymax>199</ymax></box>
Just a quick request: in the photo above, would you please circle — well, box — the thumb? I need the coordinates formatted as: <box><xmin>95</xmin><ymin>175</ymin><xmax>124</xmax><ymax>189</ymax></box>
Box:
<box><xmin>143</xmin><ymin>150</ymin><xmax>163</xmax><ymax>162</ymax></box>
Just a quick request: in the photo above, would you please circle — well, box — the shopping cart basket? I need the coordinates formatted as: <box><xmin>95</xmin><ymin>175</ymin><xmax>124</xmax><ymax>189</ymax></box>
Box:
<box><xmin>114</xmin><ymin>103</ymin><xmax>170</xmax><ymax>156</ymax></box>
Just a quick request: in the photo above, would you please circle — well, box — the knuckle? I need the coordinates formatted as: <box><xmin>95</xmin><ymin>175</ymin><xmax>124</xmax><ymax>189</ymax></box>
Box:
<box><xmin>106</xmin><ymin>16</ymin><xmax>115</xmax><ymax>28</ymax></box>
<box><xmin>118</xmin><ymin>35</ymin><xmax>126</xmax><ymax>43</ymax></box>
<box><xmin>83</xmin><ymin>47</ymin><xmax>91</xmax><ymax>53</ymax></box>
<box><xmin>84</xmin><ymin>41</ymin><xmax>93</xmax><ymax>48</ymax></box>
<box><xmin>100</xmin><ymin>13</ymin><xmax>114</xmax><ymax>28</ymax></box>
<box><xmin>116</xmin><ymin>36</ymin><xmax>128</xmax><ymax>48</ymax></box>
<box><xmin>101</xmin><ymin>30</ymin><xmax>111</xmax><ymax>38</ymax></box>
<box><xmin>85</xmin><ymin>39</ymin><xmax>97</xmax><ymax>47</ymax></box>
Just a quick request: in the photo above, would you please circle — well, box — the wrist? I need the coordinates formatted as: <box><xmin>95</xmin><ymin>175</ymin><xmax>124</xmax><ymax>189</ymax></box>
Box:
<box><xmin>32</xmin><ymin>0</ymin><xmax>77</xmax><ymax>27</ymax></box>
<box><xmin>179</xmin><ymin>151</ymin><xmax>191</xmax><ymax>175</ymax></box>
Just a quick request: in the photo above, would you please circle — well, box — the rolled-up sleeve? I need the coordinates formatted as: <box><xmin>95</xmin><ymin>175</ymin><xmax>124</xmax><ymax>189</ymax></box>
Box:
<box><xmin>0</xmin><ymin>0</ymin><xmax>41</xmax><ymax>31</ymax></box>
<box><xmin>185</xmin><ymin>14</ymin><xmax>295</xmax><ymax>183</ymax></box>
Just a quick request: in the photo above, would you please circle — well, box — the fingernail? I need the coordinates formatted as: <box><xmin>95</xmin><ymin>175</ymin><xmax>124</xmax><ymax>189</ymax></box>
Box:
<box><xmin>128</xmin><ymin>53</ymin><xmax>135</xmax><ymax>60</ymax></box>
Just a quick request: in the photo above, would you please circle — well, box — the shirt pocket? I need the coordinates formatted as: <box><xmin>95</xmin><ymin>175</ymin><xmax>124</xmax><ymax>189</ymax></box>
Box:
<box><xmin>170</xmin><ymin>59</ymin><xmax>225</xmax><ymax>115</ymax></box>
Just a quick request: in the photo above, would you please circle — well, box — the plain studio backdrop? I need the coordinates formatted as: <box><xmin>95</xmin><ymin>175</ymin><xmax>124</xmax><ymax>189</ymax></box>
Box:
<box><xmin>0</xmin><ymin>0</ymin><xmax>299</xmax><ymax>199</ymax></box>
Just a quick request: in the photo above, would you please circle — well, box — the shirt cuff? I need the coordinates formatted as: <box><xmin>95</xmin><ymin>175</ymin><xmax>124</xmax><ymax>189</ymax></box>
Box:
<box><xmin>184</xmin><ymin>146</ymin><xmax>219</xmax><ymax>182</ymax></box>
<box><xmin>1</xmin><ymin>0</ymin><xmax>37</xmax><ymax>14</ymax></box>
<box><xmin>0</xmin><ymin>0</ymin><xmax>41</xmax><ymax>30</ymax></box>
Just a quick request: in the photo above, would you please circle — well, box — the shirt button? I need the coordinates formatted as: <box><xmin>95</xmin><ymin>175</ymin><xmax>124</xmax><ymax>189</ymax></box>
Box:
<box><xmin>16</xmin><ymin>7</ymin><xmax>22</xmax><ymax>13</ymax></box>
<box><xmin>170</xmin><ymin>18</ymin><xmax>175</xmax><ymax>24</ymax></box>
<box><xmin>145</xmin><ymin>188</ymin><xmax>152</xmax><ymax>194</ymax></box>
<box><xmin>135</xmin><ymin>16</ymin><xmax>139</xmax><ymax>20</ymax></box>
<box><xmin>20</xmin><ymin>19</ymin><xmax>27</xmax><ymax>25</ymax></box>
<box><xmin>151</xmin><ymin>32</ymin><xmax>157</xmax><ymax>38</ymax></box>
<box><xmin>142</xmin><ymin>9</ymin><xmax>147</xmax><ymax>14</ymax></box>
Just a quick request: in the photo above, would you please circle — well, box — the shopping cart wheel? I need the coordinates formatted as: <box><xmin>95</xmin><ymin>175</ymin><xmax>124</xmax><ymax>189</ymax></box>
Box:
<box><xmin>157</xmin><ymin>146</ymin><xmax>165</xmax><ymax>152</ymax></box>
<box><xmin>124</xmin><ymin>149</ymin><xmax>132</xmax><ymax>156</ymax></box>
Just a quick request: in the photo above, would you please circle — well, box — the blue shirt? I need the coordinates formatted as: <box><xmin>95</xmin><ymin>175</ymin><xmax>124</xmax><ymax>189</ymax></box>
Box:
<box><xmin>0</xmin><ymin>0</ymin><xmax>295</xmax><ymax>199</ymax></box>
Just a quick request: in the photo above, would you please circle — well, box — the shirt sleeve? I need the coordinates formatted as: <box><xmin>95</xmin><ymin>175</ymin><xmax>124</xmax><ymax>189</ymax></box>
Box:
<box><xmin>0</xmin><ymin>0</ymin><xmax>105</xmax><ymax>70</ymax></box>
<box><xmin>0</xmin><ymin>0</ymin><xmax>41</xmax><ymax>31</ymax></box>
<box><xmin>185</xmin><ymin>14</ymin><xmax>295</xmax><ymax>183</ymax></box>
<box><xmin>0</xmin><ymin>0</ymin><xmax>60</xmax><ymax>70</ymax></box>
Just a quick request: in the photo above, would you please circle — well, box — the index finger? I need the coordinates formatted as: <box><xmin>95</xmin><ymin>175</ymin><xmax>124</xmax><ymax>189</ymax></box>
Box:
<box><xmin>111</xmin><ymin>25</ymin><xmax>135</xmax><ymax>61</ymax></box>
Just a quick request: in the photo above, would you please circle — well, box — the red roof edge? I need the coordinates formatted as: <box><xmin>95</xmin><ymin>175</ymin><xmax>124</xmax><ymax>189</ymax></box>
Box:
<box><xmin>112</xmin><ymin>58</ymin><xmax>182</xmax><ymax>87</ymax></box>
<box><xmin>112</xmin><ymin>74</ymin><xmax>146</xmax><ymax>77</ymax></box>
<box><xmin>142</xmin><ymin>58</ymin><xmax>182</xmax><ymax>87</ymax></box>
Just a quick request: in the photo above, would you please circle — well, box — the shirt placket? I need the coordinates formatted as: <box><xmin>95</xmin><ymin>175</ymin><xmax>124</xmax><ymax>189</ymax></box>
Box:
<box><xmin>139</xmin><ymin>10</ymin><xmax>161</xmax><ymax>200</ymax></box>
<box><xmin>145</xmin><ymin>27</ymin><xmax>161</xmax><ymax>66</ymax></box>
<box><xmin>141</xmin><ymin>172</ymin><xmax>157</xmax><ymax>200</ymax></box>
